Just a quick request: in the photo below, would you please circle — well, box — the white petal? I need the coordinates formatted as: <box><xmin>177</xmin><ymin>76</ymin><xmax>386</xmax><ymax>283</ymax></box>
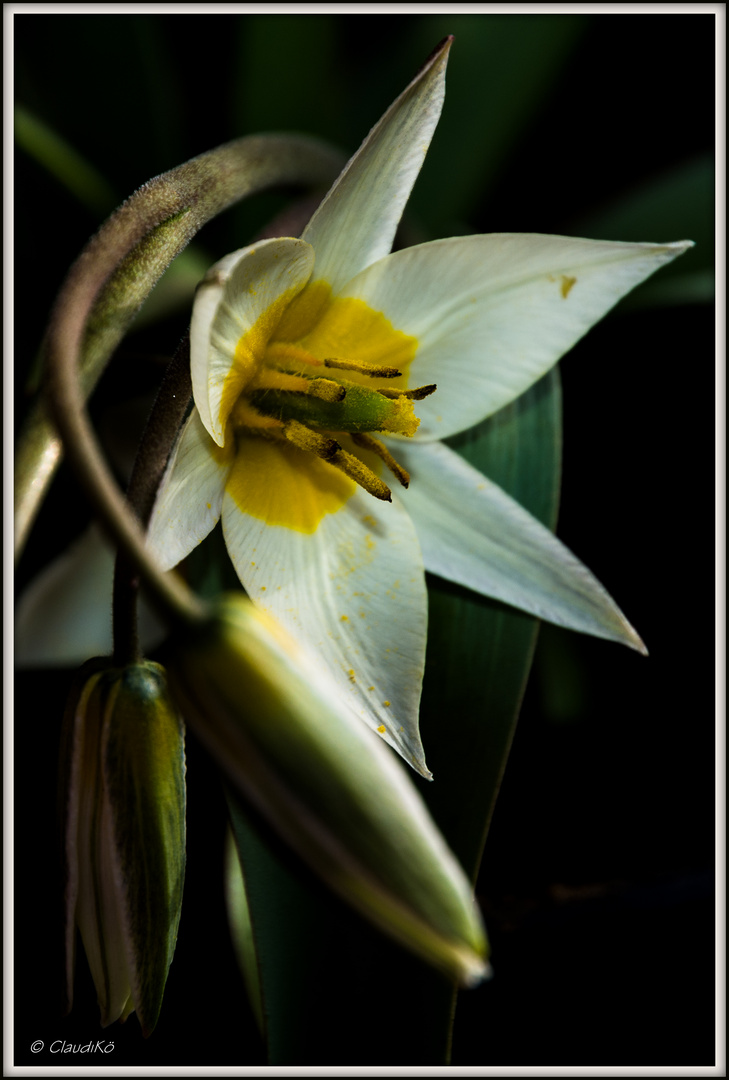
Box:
<box><xmin>300</xmin><ymin>39</ymin><xmax>450</xmax><ymax>292</ymax></box>
<box><xmin>344</xmin><ymin>234</ymin><xmax>693</xmax><ymax>440</ymax></box>
<box><xmin>190</xmin><ymin>238</ymin><xmax>314</xmax><ymax>444</ymax></box>
<box><xmin>397</xmin><ymin>440</ymin><xmax>646</xmax><ymax>653</ymax></box>
<box><xmin>220</xmin><ymin>445</ymin><xmax>430</xmax><ymax>777</ymax></box>
<box><xmin>147</xmin><ymin>408</ymin><xmax>231</xmax><ymax>571</ymax></box>
<box><xmin>15</xmin><ymin>526</ymin><xmax>166</xmax><ymax>666</ymax></box>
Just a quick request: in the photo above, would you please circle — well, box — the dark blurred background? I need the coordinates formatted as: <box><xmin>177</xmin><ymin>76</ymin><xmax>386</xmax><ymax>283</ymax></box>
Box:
<box><xmin>13</xmin><ymin>11</ymin><xmax>716</xmax><ymax>1068</ymax></box>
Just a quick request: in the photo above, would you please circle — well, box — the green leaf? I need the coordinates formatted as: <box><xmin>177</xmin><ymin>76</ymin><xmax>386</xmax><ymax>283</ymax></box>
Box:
<box><xmin>226</xmin><ymin>369</ymin><xmax>562</xmax><ymax>1064</ymax></box>
<box><xmin>224</xmin><ymin>827</ymin><xmax>264</xmax><ymax>1035</ymax></box>
<box><xmin>227</xmin><ymin>792</ymin><xmax>460</xmax><ymax>1065</ymax></box>
<box><xmin>419</xmin><ymin>369</ymin><xmax>561</xmax><ymax>879</ymax></box>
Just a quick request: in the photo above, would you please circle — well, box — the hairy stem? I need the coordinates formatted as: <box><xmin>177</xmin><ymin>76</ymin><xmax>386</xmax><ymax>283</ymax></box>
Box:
<box><xmin>16</xmin><ymin>133</ymin><xmax>344</xmax><ymax>560</ymax></box>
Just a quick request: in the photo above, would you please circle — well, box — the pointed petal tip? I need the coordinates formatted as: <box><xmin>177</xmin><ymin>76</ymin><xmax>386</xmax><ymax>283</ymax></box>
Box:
<box><xmin>605</xmin><ymin>624</ymin><xmax>648</xmax><ymax>656</ymax></box>
<box><xmin>593</xmin><ymin>606</ymin><xmax>648</xmax><ymax>656</ymax></box>
<box><xmin>381</xmin><ymin>720</ymin><xmax>431</xmax><ymax>779</ymax></box>
<box><xmin>421</xmin><ymin>34</ymin><xmax>454</xmax><ymax>71</ymax></box>
<box><xmin>409</xmin><ymin>750</ymin><xmax>433</xmax><ymax>781</ymax></box>
<box><xmin>396</xmin><ymin>745</ymin><xmax>432</xmax><ymax>780</ymax></box>
<box><xmin>663</xmin><ymin>239</ymin><xmax>695</xmax><ymax>256</ymax></box>
<box><xmin>617</xmin><ymin>616</ymin><xmax>648</xmax><ymax>657</ymax></box>
<box><xmin>633</xmin><ymin>634</ymin><xmax>649</xmax><ymax>658</ymax></box>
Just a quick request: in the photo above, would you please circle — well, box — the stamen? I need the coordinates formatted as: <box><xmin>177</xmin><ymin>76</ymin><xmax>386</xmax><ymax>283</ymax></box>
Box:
<box><xmin>253</xmin><ymin>370</ymin><xmax>345</xmax><ymax>402</ymax></box>
<box><xmin>324</xmin><ymin>357</ymin><xmax>402</xmax><ymax>379</ymax></box>
<box><xmin>307</xmin><ymin>378</ymin><xmax>347</xmax><ymax>402</ymax></box>
<box><xmin>282</xmin><ymin>419</ymin><xmax>339</xmax><ymax>461</ymax></box>
<box><xmin>377</xmin><ymin>383</ymin><xmax>437</xmax><ymax>401</ymax></box>
<box><xmin>352</xmin><ymin>433</ymin><xmax>410</xmax><ymax>489</ymax></box>
<box><xmin>282</xmin><ymin>421</ymin><xmax>392</xmax><ymax>502</ymax></box>
<box><xmin>332</xmin><ymin>448</ymin><xmax>392</xmax><ymax>502</ymax></box>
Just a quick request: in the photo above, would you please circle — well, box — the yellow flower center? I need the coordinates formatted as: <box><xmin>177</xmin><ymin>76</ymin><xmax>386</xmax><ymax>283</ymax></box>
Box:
<box><xmin>224</xmin><ymin>281</ymin><xmax>433</xmax><ymax>533</ymax></box>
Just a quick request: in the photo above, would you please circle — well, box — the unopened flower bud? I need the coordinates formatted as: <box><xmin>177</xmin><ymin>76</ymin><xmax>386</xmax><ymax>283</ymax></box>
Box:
<box><xmin>59</xmin><ymin>659</ymin><xmax>186</xmax><ymax>1036</ymax></box>
<box><xmin>170</xmin><ymin>593</ymin><xmax>488</xmax><ymax>987</ymax></box>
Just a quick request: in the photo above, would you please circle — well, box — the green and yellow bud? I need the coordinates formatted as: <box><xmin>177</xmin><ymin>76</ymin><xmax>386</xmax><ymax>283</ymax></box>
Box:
<box><xmin>170</xmin><ymin>594</ymin><xmax>488</xmax><ymax>987</ymax></box>
<box><xmin>59</xmin><ymin>659</ymin><xmax>186</xmax><ymax>1037</ymax></box>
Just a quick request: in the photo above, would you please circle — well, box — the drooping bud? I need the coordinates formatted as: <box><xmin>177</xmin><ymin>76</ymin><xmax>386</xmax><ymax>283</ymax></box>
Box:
<box><xmin>169</xmin><ymin>593</ymin><xmax>488</xmax><ymax>987</ymax></box>
<box><xmin>59</xmin><ymin>659</ymin><xmax>186</xmax><ymax>1036</ymax></box>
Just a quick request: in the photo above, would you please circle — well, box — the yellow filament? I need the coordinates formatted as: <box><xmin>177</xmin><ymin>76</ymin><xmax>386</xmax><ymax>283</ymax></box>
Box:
<box><xmin>252</xmin><ymin>369</ymin><xmax>311</xmax><ymax>394</ymax></box>
<box><xmin>352</xmin><ymin>433</ymin><xmax>410</xmax><ymax>488</ymax></box>
<box><xmin>231</xmin><ymin>399</ymin><xmax>284</xmax><ymax>432</ymax></box>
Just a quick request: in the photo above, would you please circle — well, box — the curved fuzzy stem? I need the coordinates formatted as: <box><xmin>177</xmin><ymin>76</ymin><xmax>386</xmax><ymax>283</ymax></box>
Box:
<box><xmin>45</xmin><ymin>324</ymin><xmax>205</xmax><ymax>629</ymax></box>
<box><xmin>15</xmin><ymin>133</ymin><xmax>345</xmax><ymax>560</ymax></box>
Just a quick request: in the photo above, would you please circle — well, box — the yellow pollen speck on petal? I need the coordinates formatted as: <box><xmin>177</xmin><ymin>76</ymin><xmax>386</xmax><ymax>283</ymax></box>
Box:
<box><xmin>340</xmin><ymin>614</ymin><xmax>349</xmax><ymax>622</ymax></box>
<box><xmin>348</xmin><ymin>669</ymin><xmax>356</xmax><ymax>683</ymax></box>
<box><xmin>226</xmin><ymin>433</ymin><xmax>355</xmax><ymax>532</ymax></box>
<box><xmin>383</xmin><ymin>701</ymin><xmax>391</xmax><ymax>708</ymax></box>
<box><xmin>377</xmin><ymin>724</ymin><xmax>386</xmax><ymax>734</ymax></box>
<box><xmin>206</xmin><ymin>502</ymin><xmax>211</xmax><ymax>509</ymax></box>
<box><xmin>368</xmin><ymin>686</ymin><xmax>375</xmax><ymax>691</ymax></box>
<box><xmin>560</xmin><ymin>275</ymin><xmax>577</xmax><ymax>299</ymax></box>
